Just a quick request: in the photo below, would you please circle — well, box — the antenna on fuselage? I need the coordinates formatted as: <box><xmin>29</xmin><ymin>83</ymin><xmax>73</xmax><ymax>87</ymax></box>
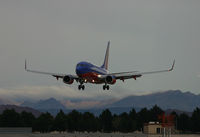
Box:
<box><xmin>101</xmin><ymin>41</ymin><xmax>110</xmax><ymax>70</ymax></box>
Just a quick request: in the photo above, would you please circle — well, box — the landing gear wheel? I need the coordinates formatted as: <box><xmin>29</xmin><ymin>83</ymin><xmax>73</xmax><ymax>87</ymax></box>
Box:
<box><xmin>78</xmin><ymin>85</ymin><xmax>81</xmax><ymax>90</ymax></box>
<box><xmin>103</xmin><ymin>85</ymin><xmax>106</xmax><ymax>90</ymax></box>
<box><xmin>82</xmin><ymin>85</ymin><xmax>85</xmax><ymax>90</ymax></box>
<box><xmin>106</xmin><ymin>85</ymin><xmax>109</xmax><ymax>90</ymax></box>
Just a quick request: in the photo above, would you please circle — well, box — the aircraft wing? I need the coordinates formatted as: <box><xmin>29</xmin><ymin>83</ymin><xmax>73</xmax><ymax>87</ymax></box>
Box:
<box><xmin>108</xmin><ymin>60</ymin><xmax>175</xmax><ymax>81</ymax></box>
<box><xmin>25</xmin><ymin>60</ymin><xmax>79</xmax><ymax>80</ymax></box>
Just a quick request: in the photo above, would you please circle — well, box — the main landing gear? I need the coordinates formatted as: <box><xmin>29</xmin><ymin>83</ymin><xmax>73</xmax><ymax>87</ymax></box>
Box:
<box><xmin>103</xmin><ymin>84</ymin><xmax>109</xmax><ymax>90</ymax></box>
<box><xmin>78</xmin><ymin>84</ymin><xmax>85</xmax><ymax>90</ymax></box>
<box><xmin>78</xmin><ymin>80</ymin><xmax>85</xmax><ymax>90</ymax></box>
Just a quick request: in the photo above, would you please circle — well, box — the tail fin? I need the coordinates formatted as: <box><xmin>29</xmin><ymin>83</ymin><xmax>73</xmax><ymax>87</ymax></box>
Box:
<box><xmin>101</xmin><ymin>41</ymin><xmax>110</xmax><ymax>70</ymax></box>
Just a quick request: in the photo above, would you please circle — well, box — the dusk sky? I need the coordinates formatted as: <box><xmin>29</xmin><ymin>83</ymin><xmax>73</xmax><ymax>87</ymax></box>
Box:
<box><xmin>0</xmin><ymin>0</ymin><xmax>200</xmax><ymax>102</ymax></box>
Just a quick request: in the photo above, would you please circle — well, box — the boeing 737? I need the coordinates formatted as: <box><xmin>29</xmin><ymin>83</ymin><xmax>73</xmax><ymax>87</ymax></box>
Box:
<box><xmin>25</xmin><ymin>41</ymin><xmax>175</xmax><ymax>90</ymax></box>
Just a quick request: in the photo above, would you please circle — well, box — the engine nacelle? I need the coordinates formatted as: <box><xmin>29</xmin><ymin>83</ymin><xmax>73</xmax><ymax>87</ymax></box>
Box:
<box><xmin>63</xmin><ymin>75</ymin><xmax>74</xmax><ymax>84</ymax></box>
<box><xmin>105</xmin><ymin>75</ymin><xmax>116</xmax><ymax>85</ymax></box>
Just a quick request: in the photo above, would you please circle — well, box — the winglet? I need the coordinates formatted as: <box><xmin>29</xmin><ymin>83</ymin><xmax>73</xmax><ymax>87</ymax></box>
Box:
<box><xmin>25</xmin><ymin>59</ymin><xmax>27</xmax><ymax>70</ymax></box>
<box><xmin>169</xmin><ymin>59</ymin><xmax>175</xmax><ymax>71</ymax></box>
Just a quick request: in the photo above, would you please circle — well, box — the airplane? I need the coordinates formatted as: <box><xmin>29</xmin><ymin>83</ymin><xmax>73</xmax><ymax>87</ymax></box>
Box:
<box><xmin>25</xmin><ymin>41</ymin><xmax>175</xmax><ymax>90</ymax></box>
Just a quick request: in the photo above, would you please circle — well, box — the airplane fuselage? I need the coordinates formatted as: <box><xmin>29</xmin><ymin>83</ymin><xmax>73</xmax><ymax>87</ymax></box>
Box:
<box><xmin>76</xmin><ymin>61</ymin><xmax>108</xmax><ymax>84</ymax></box>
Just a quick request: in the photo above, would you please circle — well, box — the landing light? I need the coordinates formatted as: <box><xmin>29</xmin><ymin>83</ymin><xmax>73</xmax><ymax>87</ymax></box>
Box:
<box><xmin>92</xmin><ymin>80</ymin><xmax>95</xmax><ymax>83</ymax></box>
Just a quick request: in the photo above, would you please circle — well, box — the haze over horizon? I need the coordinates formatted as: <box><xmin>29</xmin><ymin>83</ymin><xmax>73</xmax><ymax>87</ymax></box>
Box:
<box><xmin>0</xmin><ymin>0</ymin><xmax>200</xmax><ymax>102</ymax></box>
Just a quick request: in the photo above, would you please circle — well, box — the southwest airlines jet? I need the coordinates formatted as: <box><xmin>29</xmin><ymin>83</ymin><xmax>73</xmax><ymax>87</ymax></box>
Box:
<box><xmin>25</xmin><ymin>41</ymin><xmax>175</xmax><ymax>90</ymax></box>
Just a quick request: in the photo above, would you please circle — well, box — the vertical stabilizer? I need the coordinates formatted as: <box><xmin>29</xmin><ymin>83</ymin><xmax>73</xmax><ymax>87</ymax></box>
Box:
<box><xmin>101</xmin><ymin>41</ymin><xmax>110</xmax><ymax>70</ymax></box>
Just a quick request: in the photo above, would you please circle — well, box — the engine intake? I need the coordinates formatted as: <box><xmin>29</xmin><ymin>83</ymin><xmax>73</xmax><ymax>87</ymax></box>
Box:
<box><xmin>63</xmin><ymin>75</ymin><xmax>74</xmax><ymax>84</ymax></box>
<box><xmin>105</xmin><ymin>75</ymin><xmax>116</xmax><ymax>84</ymax></box>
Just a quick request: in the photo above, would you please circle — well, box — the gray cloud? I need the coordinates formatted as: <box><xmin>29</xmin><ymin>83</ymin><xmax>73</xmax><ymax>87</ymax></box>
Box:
<box><xmin>0</xmin><ymin>85</ymin><xmax>129</xmax><ymax>103</ymax></box>
<box><xmin>61</xmin><ymin>99</ymin><xmax>117</xmax><ymax>109</ymax></box>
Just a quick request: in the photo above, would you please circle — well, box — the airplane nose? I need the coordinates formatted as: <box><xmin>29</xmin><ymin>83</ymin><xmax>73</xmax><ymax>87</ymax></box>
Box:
<box><xmin>76</xmin><ymin>66</ymin><xmax>81</xmax><ymax>75</ymax></box>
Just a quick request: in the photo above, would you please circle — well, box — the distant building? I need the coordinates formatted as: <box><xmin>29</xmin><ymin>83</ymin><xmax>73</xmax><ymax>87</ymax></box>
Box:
<box><xmin>144</xmin><ymin>122</ymin><xmax>175</xmax><ymax>135</ymax></box>
<box><xmin>144</xmin><ymin>122</ymin><xmax>162</xmax><ymax>134</ymax></box>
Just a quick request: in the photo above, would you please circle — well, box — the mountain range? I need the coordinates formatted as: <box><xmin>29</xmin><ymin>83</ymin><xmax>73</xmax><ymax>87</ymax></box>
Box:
<box><xmin>19</xmin><ymin>90</ymin><xmax>200</xmax><ymax>115</ymax></box>
<box><xmin>21</xmin><ymin>98</ymin><xmax>66</xmax><ymax>110</ymax></box>
<box><xmin>110</xmin><ymin>90</ymin><xmax>200</xmax><ymax>111</ymax></box>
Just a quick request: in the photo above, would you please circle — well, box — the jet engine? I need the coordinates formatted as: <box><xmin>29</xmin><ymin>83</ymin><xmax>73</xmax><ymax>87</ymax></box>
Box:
<box><xmin>105</xmin><ymin>75</ymin><xmax>116</xmax><ymax>84</ymax></box>
<box><xmin>63</xmin><ymin>75</ymin><xmax>74</xmax><ymax>84</ymax></box>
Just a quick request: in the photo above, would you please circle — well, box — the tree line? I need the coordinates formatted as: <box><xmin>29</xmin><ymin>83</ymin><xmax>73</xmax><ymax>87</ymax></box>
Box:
<box><xmin>0</xmin><ymin>105</ymin><xmax>200</xmax><ymax>133</ymax></box>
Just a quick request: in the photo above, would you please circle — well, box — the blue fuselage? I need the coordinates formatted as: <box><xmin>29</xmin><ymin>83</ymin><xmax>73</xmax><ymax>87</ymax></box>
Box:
<box><xmin>76</xmin><ymin>61</ymin><xmax>107</xmax><ymax>83</ymax></box>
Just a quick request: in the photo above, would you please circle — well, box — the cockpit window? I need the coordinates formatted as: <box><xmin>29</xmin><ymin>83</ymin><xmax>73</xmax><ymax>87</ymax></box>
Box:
<box><xmin>77</xmin><ymin>64</ymin><xmax>87</xmax><ymax>67</ymax></box>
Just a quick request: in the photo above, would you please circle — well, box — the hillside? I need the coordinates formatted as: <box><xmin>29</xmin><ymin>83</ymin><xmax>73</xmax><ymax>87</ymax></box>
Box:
<box><xmin>110</xmin><ymin>90</ymin><xmax>200</xmax><ymax>111</ymax></box>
